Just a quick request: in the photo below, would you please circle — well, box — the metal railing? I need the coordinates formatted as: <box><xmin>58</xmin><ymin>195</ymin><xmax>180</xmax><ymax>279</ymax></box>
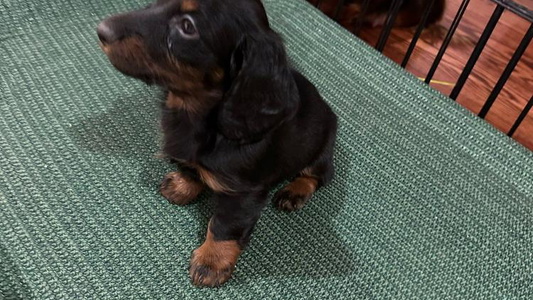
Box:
<box><xmin>313</xmin><ymin>0</ymin><xmax>533</xmax><ymax>138</ymax></box>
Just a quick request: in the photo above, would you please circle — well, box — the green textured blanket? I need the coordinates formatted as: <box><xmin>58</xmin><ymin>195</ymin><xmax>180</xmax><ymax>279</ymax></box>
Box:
<box><xmin>1</xmin><ymin>0</ymin><xmax>532</xmax><ymax>299</ymax></box>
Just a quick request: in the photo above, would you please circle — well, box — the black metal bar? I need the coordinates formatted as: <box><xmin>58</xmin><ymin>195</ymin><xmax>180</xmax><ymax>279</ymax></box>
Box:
<box><xmin>479</xmin><ymin>23</ymin><xmax>533</xmax><ymax>118</ymax></box>
<box><xmin>508</xmin><ymin>95</ymin><xmax>533</xmax><ymax>137</ymax></box>
<box><xmin>449</xmin><ymin>4</ymin><xmax>505</xmax><ymax>100</ymax></box>
<box><xmin>425</xmin><ymin>0</ymin><xmax>471</xmax><ymax>84</ymax></box>
<box><xmin>401</xmin><ymin>0</ymin><xmax>437</xmax><ymax>68</ymax></box>
<box><xmin>489</xmin><ymin>0</ymin><xmax>533</xmax><ymax>22</ymax></box>
<box><xmin>375</xmin><ymin>0</ymin><xmax>404</xmax><ymax>52</ymax></box>
<box><xmin>354</xmin><ymin>0</ymin><xmax>371</xmax><ymax>35</ymax></box>
<box><xmin>333</xmin><ymin>0</ymin><xmax>347</xmax><ymax>20</ymax></box>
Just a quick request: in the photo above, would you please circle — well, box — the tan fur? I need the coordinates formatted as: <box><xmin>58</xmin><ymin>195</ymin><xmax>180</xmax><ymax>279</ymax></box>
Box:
<box><xmin>160</xmin><ymin>172</ymin><xmax>203</xmax><ymax>205</ymax></box>
<box><xmin>284</xmin><ymin>176</ymin><xmax>318</xmax><ymax>196</ymax></box>
<box><xmin>181</xmin><ymin>0</ymin><xmax>198</xmax><ymax>12</ymax></box>
<box><xmin>211</xmin><ymin>67</ymin><xmax>225</xmax><ymax>83</ymax></box>
<box><xmin>101</xmin><ymin>37</ymin><xmax>225</xmax><ymax>114</ymax></box>
<box><xmin>300</xmin><ymin>167</ymin><xmax>315</xmax><ymax>178</ymax></box>
<box><xmin>166</xmin><ymin>162</ymin><xmax>233</xmax><ymax>194</ymax></box>
<box><xmin>195</xmin><ymin>166</ymin><xmax>234</xmax><ymax>193</ymax></box>
<box><xmin>166</xmin><ymin>92</ymin><xmax>204</xmax><ymax>113</ymax></box>
<box><xmin>190</xmin><ymin>222</ymin><xmax>241</xmax><ymax>287</ymax></box>
<box><xmin>100</xmin><ymin>37</ymin><xmax>205</xmax><ymax>94</ymax></box>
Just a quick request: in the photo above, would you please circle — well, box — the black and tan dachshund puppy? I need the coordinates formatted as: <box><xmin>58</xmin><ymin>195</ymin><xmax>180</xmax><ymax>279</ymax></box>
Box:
<box><xmin>97</xmin><ymin>0</ymin><xmax>337</xmax><ymax>287</ymax></box>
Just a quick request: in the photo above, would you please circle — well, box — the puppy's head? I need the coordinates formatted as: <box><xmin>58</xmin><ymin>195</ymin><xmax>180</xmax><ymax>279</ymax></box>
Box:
<box><xmin>98</xmin><ymin>0</ymin><xmax>298</xmax><ymax>141</ymax></box>
<box><xmin>97</xmin><ymin>0</ymin><xmax>265</xmax><ymax>89</ymax></box>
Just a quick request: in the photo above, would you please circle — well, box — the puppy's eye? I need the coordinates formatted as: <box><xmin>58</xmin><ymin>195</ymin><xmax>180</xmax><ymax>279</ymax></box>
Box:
<box><xmin>179</xmin><ymin>16</ymin><xmax>198</xmax><ymax>37</ymax></box>
<box><xmin>181</xmin><ymin>19</ymin><xmax>195</xmax><ymax>34</ymax></box>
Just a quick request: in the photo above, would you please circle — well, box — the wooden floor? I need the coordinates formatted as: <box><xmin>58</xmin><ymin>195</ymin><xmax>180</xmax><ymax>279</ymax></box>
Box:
<box><xmin>321</xmin><ymin>0</ymin><xmax>533</xmax><ymax>150</ymax></box>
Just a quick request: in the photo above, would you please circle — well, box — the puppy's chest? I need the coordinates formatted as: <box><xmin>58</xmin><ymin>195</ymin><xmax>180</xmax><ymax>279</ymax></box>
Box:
<box><xmin>160</xmin><ymin>110</ymin><xmax>215</xmax><ymax>163</ymax></box>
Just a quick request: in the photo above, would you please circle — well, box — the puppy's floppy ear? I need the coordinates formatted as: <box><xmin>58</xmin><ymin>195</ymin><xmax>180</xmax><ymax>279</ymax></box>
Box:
<box><xmin>218</xmin><ymin>31</ymin><xmax>299</xmax><ymax>142</ymax></box>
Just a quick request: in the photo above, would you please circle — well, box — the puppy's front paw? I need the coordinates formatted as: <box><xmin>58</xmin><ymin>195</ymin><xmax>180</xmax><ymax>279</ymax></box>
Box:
<box><xmin>160</xmin><ymin>172</ymin><xmax>203</xmax><ymax>205</ymax></box>
<box><xmin>273</xmin><ymin>177</ymin><xmax>318</xmax><ymax>211</ymax></box>
<box><xmin>273</xmin><ymin>190</ymin><xmax>311</xmax><ymax>211</ymax></box>
<box><xmin>189</xmin><ymin>234</ymin><xmax>241</xmax><ymax>287</ymax></box>
<box><xmin>189</xmin><ymin>252</ymin><xmax>234</xmax><ymax>288</ymax></box>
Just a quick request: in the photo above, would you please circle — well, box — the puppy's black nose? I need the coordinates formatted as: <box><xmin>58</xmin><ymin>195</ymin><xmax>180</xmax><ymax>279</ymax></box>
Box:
<box><xmin>97</xmin><ymin>21</ymin><xmax>117</xmax><ymax>44</ymax></box>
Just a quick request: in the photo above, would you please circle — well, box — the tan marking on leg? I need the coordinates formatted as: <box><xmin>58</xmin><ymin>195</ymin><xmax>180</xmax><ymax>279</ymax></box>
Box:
<box><xmin>284</xmin><ymin>176</ymin><xmax>318</xmax><ymax>196</ymax></box>
<box><xmin>190</xmin><ymin>222</ymin><xmax>241</xmax><ymax>287</ymax></box>
<box><xmin>274</xmin><ymin>175</ymin><xmax>319</xmax><ymax>211</ymax></box>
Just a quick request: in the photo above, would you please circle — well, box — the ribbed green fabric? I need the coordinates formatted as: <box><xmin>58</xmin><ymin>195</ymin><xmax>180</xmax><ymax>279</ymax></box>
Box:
<box><xmin>1</xmin><ymin>0</ymin><xmax>532</xmax><ymax>299</ymax></box>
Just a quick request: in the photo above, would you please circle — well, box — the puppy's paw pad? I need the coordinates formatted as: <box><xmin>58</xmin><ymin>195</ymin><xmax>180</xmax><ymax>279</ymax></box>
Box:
<box><xmin>160</xmin><ymin>172</ymin><xmax>202</xmax><ymax>205</ymax></box>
